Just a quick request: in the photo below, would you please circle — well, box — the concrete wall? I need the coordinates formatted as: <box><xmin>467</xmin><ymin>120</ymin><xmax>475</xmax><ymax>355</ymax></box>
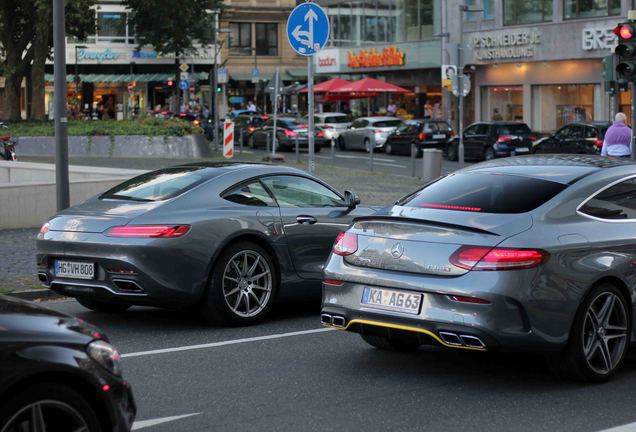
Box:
<box><xmin>15</xmin><ymin>134</ymin><xmax>210</xmax><ymax>159</ymax></box>
<box><xmin>0</xmin><ymin>161</ymin><xmax>144</xmax><ymax>230</ymax></box>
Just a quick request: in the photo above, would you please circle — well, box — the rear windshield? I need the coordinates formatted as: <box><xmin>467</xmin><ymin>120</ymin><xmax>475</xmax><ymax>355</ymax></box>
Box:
<box><xmin>101</xmin><ymin>167</ymin><xmax>207</xmax><ymax>202</ymax></box>
<box><xmin>324</xmin><ymin>116</ymin><xmax>350</xmax><ymax>123</ymax></box>
<box><xmin>497</xmin><ymin>124</ymin><xmax>531</xmax><ymax>135</ymax></box>
<box><xmin>434</xmin><ymin>122</ymin><xmax>452</xmax><ymax>132</ymax></box>
<box><xmin>373</xmin><ymin>120</ymin><xmax>402</xmax><ymax>128</ymax></box>
<box><xmin>401</xmin><ymin>172</ymin><xmax>566</xmax><ymax>214</ymax></box>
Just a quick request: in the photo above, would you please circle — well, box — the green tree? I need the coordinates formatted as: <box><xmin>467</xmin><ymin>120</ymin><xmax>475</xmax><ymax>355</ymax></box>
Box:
<box><xmin>0</xmin><ymin>0</ymin><xmax>95</xmax><ymax>121</ymax></box>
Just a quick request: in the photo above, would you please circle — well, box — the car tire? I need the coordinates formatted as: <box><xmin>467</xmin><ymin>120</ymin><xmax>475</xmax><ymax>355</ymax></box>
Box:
<box><xmin>549</xmin><ymin>283</ymin><xmax>631</xmax><ymax>382</ymax></box>
<box><xmin>200</xmin><ymin>241</ymin><xmax>278</xmax><ymax>325</ymax></box>
<box><xmin>76</xmin><ymin>298</ymin><xmax>131</xmax><ymax>313</ymax></box>
<box><xmin>364</xmin><ymin>138</ymin><xmax>371</xmax><ymax>153</ymax></box>
<box><xmin>484</xmin><ymin>146</ymin><xmax>495</xmax><ymax>160</ymax></box>
<box><xmin>360</xmin><ymin>333</ymin><xmax>421</xmax><ymax>352</ymax></box>
<box><xmin>0</xmin><ymin>382</ymin><xmax>102</xmax><ymax>432</ymax></box>
<box><xmin>338</xmin><ymin>137</ymin><xmax>346</xmax><ymax>150</ymax></box>
<box><xmin>447</xmin><ymin>143</ymin><xmax>458</xmax><ymax>161</ymax></box>
<box><xmin>385</xmin><ymin>143</ymin><xmax>393</xmax><ymax>155</ymax></box>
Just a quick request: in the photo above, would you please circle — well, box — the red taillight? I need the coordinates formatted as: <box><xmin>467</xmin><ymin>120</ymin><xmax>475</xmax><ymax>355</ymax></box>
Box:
<box><xmin>105</xmin><ymin>225</ymin><xmax>190</xmax><ymax>238</ymax></box>
<box><xmin>419</xmin><ymin>203</ymin><xmax>482</xmax><ymax>212</ymax></box>
<box><xmin>284</xmin><ymin>129</ymin><xmax>299</xmax><ymax>137</ymax></box>
<box><xmin>373</xmin><ymin>129</ymin><xmax>382</xmax><ymax>134</ymax></box>
<box><xmin>450</xmin><ymin>246</ymin><xmax>547</xmax><ymax>271</ymax></box>
<box><xmin>320</xmin><ymin>125</ymin><xmax>334</xmax><ymax>129</ymax></box>
<box><xmin>528</xmin><ymin>134</ymin><xmax>536</xmax><ymax>141</ymax></box>
<box><xmin>0</xmin><ymin>135</ymin><xmax>11</xmax><ymax>140</ymax></box>
<box><xmin>419</xmin><ymin>132</ymin><xmax>427</xmax><ymax>140</ymax></box>
<box><xmin>317</xmin><ymin>131</ymin><xmax>325</xmax><ymax>137</ymax></box>
<box><xmin>39</xmin><ymin>222</ymin><xmax>50</xmax><ymax>234</ymax></box>
<box><xmin>448</xmin><ymin>295</ymin><xmax>491</xmax><ymax>305</ymax></box>
<box><xmin>247</xmin><ymin>126</ymin><xmax>256</xmax><ymax>132</ymax></box>
<box><xmin>333</xmin><ymin>231</ymin><xmax>358</xmax><ymax>256</ymax></box>
<box><xmin>323</xmin><ymin>279</ymin><xmax>345</xmax><ymax>286</ymax></box>
<box><xmin>497</xmin><ymin>135</ymin><xmax>513</xmax><ymax>143</ymax></box>
<box><xmin>593</xmin><ymin>138</ymin><xmax>604</xmax><ymax>148</ymax></box>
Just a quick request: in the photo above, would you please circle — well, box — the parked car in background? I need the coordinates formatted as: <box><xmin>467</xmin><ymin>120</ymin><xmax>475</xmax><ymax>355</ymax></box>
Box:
<box><xmin>322</xmin><ymin>155</ymin><xmax>636</xmax><ymax>382</ymax></box>
<box><xmin>446</xmin><ymin>122</ymin><xmax>536</xmax><ymax>161</ymax></box>
<box><xmin>300</xmin><ymin>113</ymin><xmax>351</xmax><ymax>141</ymax></box>
<box><xmin>531</xmin><ymin>121</ymin><xmax>611</xmax><ymax>155</ymax></box>
<box><xmin>0</xmin><ymin>295</ymin><xmax>135</xmax><ymax>431</ymax></box>
<box><xmin>384</xmin><ymin>120</ymin><xmax>453</xmax><ymax>157</ymax></box>
<box><xmin>234</xmin><ymin>114</ymin><xmax>270</xmax><ymax>145</ymax></box>
<box><xmin>249</xmin><ymin>118</ymin><xmax>327</xmax><ymax>152</ymax></box>
<box><xmin>337</xmin><ymin>117</ymin><xmax>403</xmax><ymax>152</ymax></box>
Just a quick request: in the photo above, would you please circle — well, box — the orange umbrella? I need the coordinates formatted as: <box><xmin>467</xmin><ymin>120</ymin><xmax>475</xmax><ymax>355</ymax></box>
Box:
<box><xmin>329</xmin><ymin>77</ymin><xmax>412</xmax><ymax>94</ymax></box>
<box><xmin>301</xmin><ymin>77</ymin><xmax>352</xmax><ymax>93</ymax></box>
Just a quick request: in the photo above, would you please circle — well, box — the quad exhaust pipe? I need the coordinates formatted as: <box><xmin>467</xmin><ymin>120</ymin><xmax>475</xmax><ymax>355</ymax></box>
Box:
<box><xmin>439</xmin><ymin>331</ymin><xmax>486</xmax><ymax>349</ymax></box>
<box><xmin>321</xmin><ymin>313</ymin><xmax>346</xmax><ymax>328</ymax></box>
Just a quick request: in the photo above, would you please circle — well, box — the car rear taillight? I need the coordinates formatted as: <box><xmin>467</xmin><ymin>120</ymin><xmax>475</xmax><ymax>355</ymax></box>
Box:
<box><xmin>321</xmin><ymin>125</ymin><xmax>334</xmax><ymax>129</ymax></box>
<box><xmin>450</xmin><ymin>246</ymin><xmax>547</xmax><ymax>271</ymax></box>
<box><xmin>105</xmin><ymin>225</ymin><xmax>190</xmax><ymax>238</ymax></box>
<box><xmin>284</xmin><ymin>129</ymin><xmax>299</xmax><ymax>137</ymax></box>
<box><xmin>419</xmin><ymin>132</ymin><xmax>427</xmax><ymax>140</ymax></box>
<box><xmin>528</xmin><ymin>134</ymin><xmax>537</xmax><ymax>141</ymax></box>
<box><xmin>593</xmin><ymin>138</ymin><xmax>604</xmax><ymax>148</ymax></box>
<box><xmin>39</xmin><ymin>222</ymin><xmax>50</xmax><ymax>234</ymax></box>
<box><xmin>448</xmin><ymin>295</ymin><xmax>491</xmax><ymax>305</ymax></box>
<box><xmin>323</xmin><ymin>279</ymin><xmax>345</xmax><ymax>286</ymax></box>
<box><xmin>333</xmin><ymin>232</ymin><xmax>358</xmax><ymax>256</ymax></box>
<box><xmin>373</xmin><ymin>129</ymin><xmax>382</xmax><ymax>134</ymax></box>
<box><xmin>317</xmin><ymin>131</ymin><xmax>325</xmax><ymax>138</ymax></box>
<box><xmin>247</xmin><ymin>126</ymin><xmax>256</xmax><ymax>132</ymax></box>
<box><xmin>496</xmin><ymin>136</ymin><xmax>513</xmax><ymax>143</ymax></box>
<box><xmin>419</xmin><ymin>203</ymin><xmax>482</xmax><ymax>212</ymax></box>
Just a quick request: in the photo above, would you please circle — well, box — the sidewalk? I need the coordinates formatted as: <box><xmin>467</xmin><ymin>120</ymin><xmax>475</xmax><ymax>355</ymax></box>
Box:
<box><xmin>0</xmin><ymin>155</ymin><xmax>425</xmax><ymax>295</ymax></box>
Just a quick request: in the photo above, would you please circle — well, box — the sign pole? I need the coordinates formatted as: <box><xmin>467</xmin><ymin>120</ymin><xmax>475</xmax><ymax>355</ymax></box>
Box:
<box><xmin>272</xmin><ymin>67</ymin><xmax>280</xmax><ymax>157</ymax></box>
<box><xmin>53</xmin><ymin>0</ymin><xmax>69</xmax><ymax>211</ymax></box>
<box><xmin>308</xmin><ymin>57</ymin><xmax>315</xmax><ymax>173</ymax></box>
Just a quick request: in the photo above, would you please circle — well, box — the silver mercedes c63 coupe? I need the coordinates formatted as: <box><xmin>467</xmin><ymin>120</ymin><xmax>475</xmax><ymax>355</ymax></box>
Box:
<box><xmin>321</xmin><ymin>155</ymin><xmax>636</xmax><ymax>381</ymax></box>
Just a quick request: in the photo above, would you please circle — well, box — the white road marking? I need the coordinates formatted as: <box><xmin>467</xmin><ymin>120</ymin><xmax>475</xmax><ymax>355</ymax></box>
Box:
<box><xmin>122</xmin><ymin>327</ymin><xmax>334</xmax><ymax>358</ymax></box>
<box><xmin>132</xmin><ymin>413</ymin><xmax>201</xmax><ymax>430</ymax></box>
<box><xmin>373</xmin><ymin>162</ymin><xmax>407</xmax><ymax>168</ymax></box>
<box><xmin>599</xmin><ymin>421</ymin><xmax>636</xmax><ymax>432</ymax></box>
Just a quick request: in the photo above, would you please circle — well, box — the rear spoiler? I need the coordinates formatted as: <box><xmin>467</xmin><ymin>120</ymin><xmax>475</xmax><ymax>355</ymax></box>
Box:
<box><xmin>351</xmin><ymin>215</ymin><xmax>497</xmax><ymax>236</ymax></box>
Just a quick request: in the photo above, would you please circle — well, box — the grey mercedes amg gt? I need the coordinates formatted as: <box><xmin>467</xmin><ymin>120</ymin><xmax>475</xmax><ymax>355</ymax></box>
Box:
<box><xmin>322</xmin><ymin>155</ymin><xmax>636</xmax><ymax>381</ymax></box>
<box><xmin>36</xmin><ymin>163</ymin><xmax>374</xmax><ymax>325</ymax></box>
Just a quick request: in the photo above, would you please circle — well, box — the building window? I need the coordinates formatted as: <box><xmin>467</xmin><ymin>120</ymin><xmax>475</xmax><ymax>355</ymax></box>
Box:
<box><xmin>255</xmin><ymin>23</ymin><xmax>278</xmax><ymax>56</ymax></box>
<box><xmin>504</xmin><ymin>0</ymin><xmax>552</xmax><ymax>25</ymax></box>
<box><xmin>481</xmin><ymin>86</ymin><xmax>524</xmax><ymax>122</ymax></box>
<box><xmin>531</xmin><ymin>84</ymin><xmax>596</xmax><ymax>132</ymax></box>
<box><xmin>465</xmin><ymin>0</ymin><xmax>478</xmax><ymax>22</ymax></box>
<box><xmin>229</xmin><ymin>22</ymin><xmax>252</xmax><ymax>55</ymax></box>
<box><xmin>483</xmin><ymin>0</ymin><xmax>494</xmax><ymax>19</ymax></box>
<box><xmin>564</xmin><ymin>0</ymin><xmax>620</xmax><ymax>19</ymax></box>
<box><xmin>97</xmin><ymin>12</ymin><xmax>128</xmax><ymax>43</ymax></box>
<box><xmin>404</xmin><ymin>0</ymin><xmax>433</xmax><ymax>41</ymax></box>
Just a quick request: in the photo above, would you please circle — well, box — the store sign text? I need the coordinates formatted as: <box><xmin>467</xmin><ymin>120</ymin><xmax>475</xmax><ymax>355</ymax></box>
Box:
<box><xmin>77</xmin><ymin>48</ymin><xmax>119</xmax><ymax>63</ymax></box>
<box><xmin>132</xmin><ymin>51</ymin><xmax>158</xmax><ymax>59</ymax></box>
<box><xmin>582</xmin><ymin>28</ymin><xmax>616</xmax><ymax>51</ymax></box>
<box><xmin>347</xmin><ymin>46</ymin><xmax>405</xmax><ymax>69</ymax></box>
<box><xmin>472</xmin><ymin>29</ymin><xmax>541</xmax><ymax>61</ymax></box>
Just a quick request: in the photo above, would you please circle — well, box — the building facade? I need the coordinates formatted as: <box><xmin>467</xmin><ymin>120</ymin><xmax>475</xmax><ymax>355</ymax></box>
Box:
<box><xmin>448</xmin><ymin>0</ymin><xmax>633</xmax><ymax>133</ymax></box>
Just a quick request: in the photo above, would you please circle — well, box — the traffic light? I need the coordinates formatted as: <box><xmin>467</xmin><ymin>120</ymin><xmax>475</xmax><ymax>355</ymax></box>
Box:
<box><xmin>216</xmin><ymin>86</ymin><xmax>222</xmax><ymax>93</ymax></box>
<box><xmin>615</xmin><ymin>22</ymin><xmax>636</xmax><ymax>80</ymax></box>
<box><xmin>167</xmin><ymin>79</ymin><xmax>173</xmax><ymax>87</ymax></box>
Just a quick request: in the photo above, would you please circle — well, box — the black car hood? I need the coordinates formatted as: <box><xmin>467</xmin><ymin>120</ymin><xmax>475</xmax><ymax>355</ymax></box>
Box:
<box><xmin>0</xmin><ymin>295</ymin><xmax>97</xmax><ymax>344</ymax></box>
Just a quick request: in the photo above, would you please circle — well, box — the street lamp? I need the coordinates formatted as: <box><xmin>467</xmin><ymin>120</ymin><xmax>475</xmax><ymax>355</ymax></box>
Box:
<box><xmin>74</xmin><ymin>45</ymin><xmax>87</xmax><ymax>116</ymax></box>
<box><xmin>205</xmin><ymin>9</ymin><xmax>231</xmax><ymax>152</ymax></box>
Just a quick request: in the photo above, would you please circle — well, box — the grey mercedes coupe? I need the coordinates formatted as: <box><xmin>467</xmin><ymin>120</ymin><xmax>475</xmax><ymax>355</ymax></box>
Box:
<box><xmin>36</xmin><ymin>163</ymin><xmax>374</xmax><ymax>325</ymax></box>
<box><xmin>322</xmin><ymin>155</ymin><xmax>636</xmax><ymax>381</ymax></box>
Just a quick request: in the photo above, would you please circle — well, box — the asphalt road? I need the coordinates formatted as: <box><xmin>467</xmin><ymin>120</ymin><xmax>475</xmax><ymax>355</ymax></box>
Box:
<box><xmin>43</xmin><ymin>298</ymin><xmax>636</xmax><ymax>432</ymax></box>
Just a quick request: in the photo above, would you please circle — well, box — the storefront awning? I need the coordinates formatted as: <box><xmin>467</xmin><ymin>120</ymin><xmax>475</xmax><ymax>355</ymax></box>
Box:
<box><xmin>44</xmin><ymin>72</ymin><xmax>209</xmax><ymax>83</ymax></box>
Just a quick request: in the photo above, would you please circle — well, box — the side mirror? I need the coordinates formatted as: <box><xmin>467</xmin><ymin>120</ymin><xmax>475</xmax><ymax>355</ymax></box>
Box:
<box><xmin>344</xmin><ymin>190</ymin><xmax>360</xmax><ymax>208</ymax></box>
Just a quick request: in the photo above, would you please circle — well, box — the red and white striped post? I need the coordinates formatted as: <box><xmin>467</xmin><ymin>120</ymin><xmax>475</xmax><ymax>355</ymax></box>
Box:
<box><xmin>223</xmin><ymin>120</ymin><xmax>234</xmax><ymax>159</ymax></box>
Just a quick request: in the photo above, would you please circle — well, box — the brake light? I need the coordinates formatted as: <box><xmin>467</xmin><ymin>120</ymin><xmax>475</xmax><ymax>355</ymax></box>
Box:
<box><xmin>105</xmin><ymin>225</ymin><xmax>190</xmax><ymax>238</ymax></box>
<box><xmin>593</xmin><ymin>138</ymin><xmax>604</xmax><ymax>148</ymax></box>
<box><xmin>528</xmin><ymin>134</ymin><xmax>537</xmax><ymax>141</ymax></box>
<box><xmin>333</xmin><ymin>232</ymin><xmax>358</xmax><ymax>256</ymax></box>
<box><xmin>178</xmin><ymin>113</ymin><xmax>186</xmax><ymax>117</ymax></box>
<box><xmin>0</xmin><ymin>135</ymin><xmax>11</xmax><ymax>140</ymax></box>
<box><xmin>497</xmin><ymin>136</ymin><xmax>513</xmax><ymax>142</ymax></box>
<box><xmin>448</xmin><ymin>295</ymin><xmax>491</xmax><ymax>305</ymax></box>
<box><xmin>284</xmin><ymin>129</ymin><xmax>299</xmax><ymax>137</ymax></box>
<box><xmin>323</xmin><ymin>279</ymin><xmax>345</xmax><ymax>286</ymax></box>
<box><xmin>419</xmin><ymin>132</ymin><xmax>427</xmax><ymax>140</ymax></box>
<box><xmin>321</xmin><ymin>125</ymin><xmax>334</xmax><ymax>129</ymax></box>
<box><xmin>317</xmin><ymin>131</ymin><xmax>325</xmax><ymax>138</ymax></box>
<box><xmin>450</xmin><ymin>246</ymin><xmax>547</xmax><ymax>271</ymax></box>
<box><xmin>247</xmin><ymin>126</ymin><xmax>256</xmax><ymax>132</ymax></box>
<box><xmin>39</xmin><ymin>222</ymin><xmax>50</xmax><ymax>234</ymax></box>
<box><xmin>419</xmin><ymin>203</ymin><xmax>482</xmax><ymax>212</ymax></box>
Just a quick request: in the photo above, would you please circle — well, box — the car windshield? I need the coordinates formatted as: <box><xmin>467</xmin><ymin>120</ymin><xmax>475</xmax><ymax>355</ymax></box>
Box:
<box><xmin>498</xmin><ymin>124</ymin><xmax>531</xmax><ymax>135</ymax></box>
<box><xmin>400</xmin><ymin>172</ymin><xmax>567</xmax><ymax>214</ymax></box>
<box><xmin>101</xmin><ymin>167</ymin><xmax>207</xmax><ymax>202</ymax></box>
<box><xmin>373</xmin><ymin>120</ymin><xmax>402</xmax><ymax>128</ymax></box>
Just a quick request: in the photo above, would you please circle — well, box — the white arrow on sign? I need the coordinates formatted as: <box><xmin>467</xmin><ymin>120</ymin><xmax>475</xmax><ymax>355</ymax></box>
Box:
<box><xmin>292</xmin><ymin>25</ymin><xmax>311</xmax><ymax>48</ymax></box>
<box><xmin>305</xmin><ymin>8</ymin><xmax>318</xmax><ymax>48</ymax></box>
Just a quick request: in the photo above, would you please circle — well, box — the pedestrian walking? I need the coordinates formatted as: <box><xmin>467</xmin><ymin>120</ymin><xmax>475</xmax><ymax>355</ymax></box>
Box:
<box><xmin>492</xmin><ymin>108</ymin><xmax>503</xmax><ymax>121</ymax></box>
<box><xmin>601</xmin><ymin>112</ymin><xmax>632</xmax><ymax>158</ymax></box>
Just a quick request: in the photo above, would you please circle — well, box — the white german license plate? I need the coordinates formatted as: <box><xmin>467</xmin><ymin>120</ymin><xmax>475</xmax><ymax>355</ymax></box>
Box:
<box><xmin>433</xmin><ymin>134</ymin><xmax>445</xmax><ymax>139</ymax></box>
<box><xmin>361</xmin><ymin>287</ymin><xmax>422</xmax><ymax>315</ymax></box>
<box><xmin>515</xmin><ymin>147</ymin><xmax>529</xmax><ymax>152</ymax></box>
<box><xmin>55</xmin><ymin>260</ymin><xmax>95</xmax><ymax>280</ymax></box>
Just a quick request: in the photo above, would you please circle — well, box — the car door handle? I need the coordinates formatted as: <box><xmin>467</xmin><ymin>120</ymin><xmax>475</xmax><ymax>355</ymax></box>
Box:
<box><xmin>296</xmin><ymin>215</ymin><xmax>317</xmax><ymax>225</ymax></box>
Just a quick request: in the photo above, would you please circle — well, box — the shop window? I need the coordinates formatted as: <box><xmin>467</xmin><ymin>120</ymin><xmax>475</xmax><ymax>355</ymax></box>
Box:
<box><xmin>256</xmin><ymin>23</ymin><xmax>278</xmax><ymax>56</ymax></box>
<box><xmin>97</xmin><ymin>12</ymin><xmax>128</xmax><ymax>43</ymax></box>
<box><xmin>229</xmin><ymin>22</ymin><xmax>252</xmax><ymax>56</ymax></box>
<box><xmin>564</xmin><ymin>0</ymin><xmax>620</xmax><ymax>19</ymax></box>
<box><xmin>531</xmin><ymin>84</ymin><xmax>595</xmax><ymax>133</ymax></box>
<box><xmin>504</xmin><ymin>0</ymin><xmax>552</xmax><ymax>25</ymax></box>
<box><xmin>481</xmin><ymin>86</ymin><xmax>524</xmax><ymax>122</ymax></box>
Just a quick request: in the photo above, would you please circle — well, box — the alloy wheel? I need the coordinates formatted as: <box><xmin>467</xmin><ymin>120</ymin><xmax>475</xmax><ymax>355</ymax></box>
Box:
<box><xmin>222</xmin><ymin>250</ymin><xmax>272</xmax><ymax>318</ymax></box>
<box><xmin>1</xmin><ymin>400</ymin><xmax>89</xmax><ymax>432</ymax></box>
<box><xmin>582</xmin><ymin>292</ymin><xmax>628</xmax><ymax>375</ymax></box>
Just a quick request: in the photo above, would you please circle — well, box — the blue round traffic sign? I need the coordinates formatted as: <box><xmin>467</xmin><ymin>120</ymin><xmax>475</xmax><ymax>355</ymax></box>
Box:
<box><xmin>286</xmin><ymin>2</ymin><xmax>330</xmax><ymax>56</ymax></box>
<box><xmin>179</xmin><ymin>79</ymin><xmax>189</xmax><ymax>91</ymax></box>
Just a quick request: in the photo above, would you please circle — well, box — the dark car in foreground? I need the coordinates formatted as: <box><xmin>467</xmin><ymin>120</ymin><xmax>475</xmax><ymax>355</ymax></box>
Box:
<box><xmin>37</xmin><ymin>163</ymin><xmax>374</xmax><ymax>325</ymax></box>
<box><xmin>384</xmin><ymin>120</ymin><xmax>453</xmax><ymax>157</ymax></box>
<box><xmin>532</xmin><ymin>121</ymin><xmax>610</xmax><ymax>155</ymax></box>
<box><xmin>249</xmin><ymin>118</ymin><xmax>328</xmax><ymax>152</ymax></box>
<box><xmin>322</xmin><ymin>155</ymin><xmax>636</xmax><ymax>382</ymax></box>
<box><xmin>0</xmin><ymin>295</ymin><xmax>134</xmax><ymax>431</ymax></box>
<box><xmin>446</xmin><ymin>122</ymin><xmax>536</xmax><ymax>161</ymax></box>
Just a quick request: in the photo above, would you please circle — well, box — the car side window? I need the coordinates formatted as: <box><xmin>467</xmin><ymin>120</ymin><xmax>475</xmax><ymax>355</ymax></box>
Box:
<box><xmin>569</xmin><ymin>126</ymin><xmax>583</xmax><ymax>138</ymax></box>
<box><xmin>350</xmin><ymin>120</ymin><xmax>363</xmax><ymax>129</ymax></box>
<box><xmin>474</xmin><ymin>124</ymin><xmax>490</xmax><ymax>135</ymax></box>
<box><xmin>556</xmin><ymin>126</ymin><xmax>571</xmax><ymax>140</ymax></box>
<box><xmin>222</xmin><ymin>181</ymin><xmax>275</xmax><ymax>207</ymax></box>
<box><xmin>423</xmin><ymin>123</ymin><xmax>435</xmax><ymax>133</ymax></box>
<box><xmin>579</xmin><ymin>178</ymin><xmax>636</xmax><ymax>220</ymax></box>
<box><xmin>585</xmin><ymin>127</ymin><xmax>598</xmax><ymax>139</ymax></box>
<box><xmin>261</xmin><ymin>175</ymin><xmax>345</xmax><ymax>208</ymax></box>
<box><xmin>464</xmin><ymin>125</ymin><xmax>479</xmax><ymax>135</ymax></box>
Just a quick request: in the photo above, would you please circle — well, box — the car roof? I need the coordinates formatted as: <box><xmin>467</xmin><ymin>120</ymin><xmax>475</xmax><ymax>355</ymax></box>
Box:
<box><xmin>462</xmin><ymin>155</ymin><xmax>636</xmax><ymax>184</ymax></box>
<box><xmin>316</xmin><ymin>112</ymin><xmax>348</xmax><ymax>117</ymax></box>
<box><xmin>175</xmin><ymin>162</ymin><xmax>305</xmax><ymax>178</ymax></box>
<box><xmin>358</xmin><ymin>116</ymin><xmax>401</xmax><ymax>121</ymax></box>
<box><xmin>561</xmin><ymin>121</ymin><xmax>612</xmax><ymax>128</ymax></box>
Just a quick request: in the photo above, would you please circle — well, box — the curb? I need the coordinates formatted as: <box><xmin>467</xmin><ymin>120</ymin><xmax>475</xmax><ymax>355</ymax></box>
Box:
<box><xmin>7</xmin><ymin>289</ymin><xmax>66</xmax><ymax>302</ymax></box>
